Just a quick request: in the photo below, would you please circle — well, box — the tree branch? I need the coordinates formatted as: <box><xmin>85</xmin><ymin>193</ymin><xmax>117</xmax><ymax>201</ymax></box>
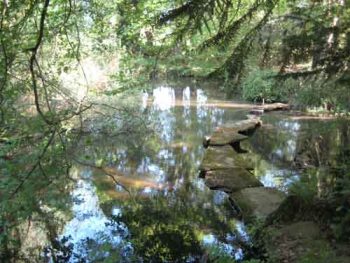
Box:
<box><xmin>10</xmin><ymin>130</ymin><xmax>56</xmax><ymax>198</ymax></box>
<box><xmin>29</xmin><ymin>0</ymin><xmax>53</xmax><ymax>125</ymax></box>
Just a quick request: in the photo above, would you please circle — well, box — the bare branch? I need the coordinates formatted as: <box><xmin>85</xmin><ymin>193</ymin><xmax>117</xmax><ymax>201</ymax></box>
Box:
<box><xmin>10</xmin><ymin>130</ymin><xmax>56</xmax><ymax>198</ymax></box>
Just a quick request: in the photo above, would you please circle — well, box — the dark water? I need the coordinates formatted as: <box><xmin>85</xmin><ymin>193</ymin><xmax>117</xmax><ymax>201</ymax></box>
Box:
<box><xmin>55</xmin><ymin>81</ymin><xmax>350</xmax><ymax>262</ymax></box>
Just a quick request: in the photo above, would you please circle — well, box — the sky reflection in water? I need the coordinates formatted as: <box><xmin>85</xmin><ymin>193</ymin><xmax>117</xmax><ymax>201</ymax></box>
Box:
<box><xmin>60</xmin><ymin>83</ymin><xmax>349</xmax><ymax>261</ymax></box>
<box><xmin>61</xmin><ymin>170</ymin><xmax>131</xmax><ymax>262</ymax></box>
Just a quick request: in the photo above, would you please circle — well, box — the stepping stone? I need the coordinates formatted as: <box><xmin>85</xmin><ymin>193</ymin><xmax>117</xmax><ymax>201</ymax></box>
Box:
<box><xmin>229</xmin><ymin>187</ymin><xmax>285</xmax><ymax>220</ymax></box>
<box><xmin>204</xmin><ymin>168</ymin><xmax>263</xmax><ymax>192</ymax></box>
<box><xmin>221</xmin><ymin>118</ymin><xmax>261</xmax><ymax>134</ymax></box>
<box><xmin>207</xmin><ymin>131</ymin><xmax>248</xmax><ymax>146</ymax></box>
<box><xmin>204</xmin><ymin>118</ymin><xmax>261</xmax><ymax>147</ymax></box>
<box><xmin>199</xmin><ymin>145</ymin><xmax>253</xmax><ymax>172</ymax></box>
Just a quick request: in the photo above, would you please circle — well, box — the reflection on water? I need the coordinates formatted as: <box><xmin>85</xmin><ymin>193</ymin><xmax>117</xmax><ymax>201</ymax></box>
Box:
<box><xmin>247</xmin><ymin>112</ymin><xmax>350</xmax><ymax>194</ymax></box>
<box><xmin>153</xmin><ymin>86</ymin><xmax>176</xmax><ymax>110</ymax></box>
<box><xmin>60</xmin><ymin>81</ymin><xmax>350</xmax><ymax>261</ymax></box>
<box><xmin>59</xmin><ymin>169</ymin><xmax>131</xmax><ymax>262</ymax></box>
<box><xmin>259</xmin><ymin>169</ymin><xmax>299</xmax><ymax>191</ymax></box>
<box><xmin>202</xmin><ymin>233</ymin><xmax>244</xmax><ymax>260</ymax></box>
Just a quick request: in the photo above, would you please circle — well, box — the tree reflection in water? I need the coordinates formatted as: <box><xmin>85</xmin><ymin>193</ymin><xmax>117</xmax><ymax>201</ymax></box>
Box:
<box><xmin>67</xmin><ymin>83</ymin><xmax>350</xmax><ymax>261</ymax></box>
<box><xmin>48</xmin><ymin>82</ymin><xmax>350</xmax><ymax>261</ymax></box>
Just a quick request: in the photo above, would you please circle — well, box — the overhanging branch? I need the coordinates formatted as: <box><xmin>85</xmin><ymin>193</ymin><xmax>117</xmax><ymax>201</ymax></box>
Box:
<box><xmin>29</xmin><ymin>0</ymin><xmax>52</xmax><ymax>125</ymax></box>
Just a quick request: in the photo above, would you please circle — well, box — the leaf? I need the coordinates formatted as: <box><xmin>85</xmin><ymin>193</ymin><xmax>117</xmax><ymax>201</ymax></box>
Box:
<box><xmin>95</xmin><ymin>158</ymin><xmax>104</xmax><ymax>168</ymax></box>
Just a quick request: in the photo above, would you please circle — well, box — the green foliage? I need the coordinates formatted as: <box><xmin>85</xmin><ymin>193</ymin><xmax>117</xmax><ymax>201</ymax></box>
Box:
<box><xmin>294</xmin><ymin>79</ymin><xmax>350</xmax><ymax>112</ymax></box>
<box><xmin>241</xmin><ymin>70</ymin><xmax>286</xmax><ymax>103</ymax></box>
<box><xmin>288</xmin><ymin>174</ymin><xmax>318</xmax><ymax>203</ymax></box>
<box><xmin>114</xmin><ymin>198</ymin><xmax>203</xmax><ymax>261</ymax></box>
<box><xmin>204</xmin><ymin>244</ymin><xmax>236</xmax><ymax>263</ymax></box>
<box><xmin>153</xmin><ymin>0</ymin><xmax>350</xmax><ymax>109</ymax></box>
<box><xmin>333</xmin><ymin>210</ymin><xmax>350</xmax><ymax>241</ymax></box>
<box><xmin>299</xmin><ymin>242</ymin><xmax>337</xmax><ymax>263</ymax></box>
<box><xmin>1</xmin><ymin>0</ymin><xmax>350</xmax><ymax>260</ymax></box>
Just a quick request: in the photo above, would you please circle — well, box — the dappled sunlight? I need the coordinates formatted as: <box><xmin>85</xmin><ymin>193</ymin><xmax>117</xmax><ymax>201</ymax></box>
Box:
<box><xmin>59</xmin><ymin>56</ymin><xmax>119</xmax><ymax>101</ymax></box>
<box><xmin>58</xmin><ymin>83</ymin><xmax>350</xmax><ymax>261</ymax></box>
<box><xmin>2</xmin><ymin>0</ymin><xmax>350</xmax><ymax>261</ymax></box>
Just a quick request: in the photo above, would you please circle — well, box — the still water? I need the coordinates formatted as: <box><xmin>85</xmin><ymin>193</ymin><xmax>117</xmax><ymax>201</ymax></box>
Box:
<box><xmin>56</xmin><ymin>81</ymin><xmax>350</xmax><ymax>262</ymax></box>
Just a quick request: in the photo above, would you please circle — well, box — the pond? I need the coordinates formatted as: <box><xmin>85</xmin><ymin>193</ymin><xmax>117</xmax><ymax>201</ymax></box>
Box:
<box><xmin>50</xmin><ymin>80</ymin><xmax>350</xmax><ymax>262</ymax></box>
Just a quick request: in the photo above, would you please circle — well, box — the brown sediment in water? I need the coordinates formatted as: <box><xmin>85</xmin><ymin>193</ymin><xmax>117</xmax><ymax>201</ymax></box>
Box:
<box><xmin>96</xmin><ymin>171</ymin><xmax>164</xmax><ymax>190</ymax></box>
<box><xmin>94</xmin><ymin>166</ymin><xmax>171</xmax><ymax>196</ymax></box>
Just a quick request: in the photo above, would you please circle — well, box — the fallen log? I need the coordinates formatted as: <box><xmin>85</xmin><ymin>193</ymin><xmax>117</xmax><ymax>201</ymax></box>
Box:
<box><xmin>250</xmin><ymin>103</ymin><xmax>289</xmax><ymax>115</ymax></box>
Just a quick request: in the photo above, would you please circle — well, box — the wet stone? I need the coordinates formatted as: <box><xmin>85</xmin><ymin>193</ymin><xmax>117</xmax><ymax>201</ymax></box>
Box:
<box><xmin>204</xmin><ymin>168</ymin><xmax>263</xmax><ymax>193</ymax></box>
<box><xmin>205</xmin><ymin>118</ymin><xmax>261</xmax><ymax>147</ymax></box>
<box><xmin>230</xmin><ymin>187</ymin><xmax>285</xmax><ymax>220</ymax></box>
<box><xmin>221</xmin><ymin>119</ymin><xmax>261</xmax><ymax>133</ymax></box>
<box><xmin>199</xmin><ymin>145</ymin><xmax>253</xmax><ymax>172</ymax></box>
<box><xmin>208</xmin><ymin>131</ymin><xmax>248</xmax><ymax>146</ymax></box>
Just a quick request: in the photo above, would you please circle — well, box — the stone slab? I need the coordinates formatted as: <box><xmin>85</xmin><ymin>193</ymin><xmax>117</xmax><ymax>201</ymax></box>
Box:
<box><xmin>230</xmin><ymin>187</ymin><xmax>285</xmax><ymax>220</ymax></box>
<box><xmin>204</xmin><ymin>168</ymin><xmax>263</xmax><ymax>192</ymax></box>
<box><xmin>220</xmin><ymin>118</ymin><xmax>261</xmax><ymax>133</ymax></box>
<box><xmin>208</xmin><ymin>131</ymin><xmax>248</xmax><ymax>146</ymax></box>
<box><xmin>199</xmin><ymin>145</ymin><xmax>253</xmax><ymax>172</ymax></box>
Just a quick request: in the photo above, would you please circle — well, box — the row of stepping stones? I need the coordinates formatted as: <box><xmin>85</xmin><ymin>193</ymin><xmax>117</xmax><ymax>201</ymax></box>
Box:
<box><xmin>199</xmin><ymin>117</ymin><xmax>285</xmax><ymax>221</ymax></box>
<box><xmin>199</xmin><ymin>114</ymin><xmax>350</xmax><ymax>262</ymax></box>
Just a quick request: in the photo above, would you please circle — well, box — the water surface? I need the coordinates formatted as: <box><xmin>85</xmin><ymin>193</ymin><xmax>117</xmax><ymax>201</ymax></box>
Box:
<box><xmin>58</xmin><ymin>81</ymin><xmax>350</xmax><ymax>262</ymax></box>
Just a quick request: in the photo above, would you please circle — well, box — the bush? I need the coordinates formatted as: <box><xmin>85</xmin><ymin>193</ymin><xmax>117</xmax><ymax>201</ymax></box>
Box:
<box><xmin>241</xmin><ymin>70</ymin><xmax>286</xmax><ymax>103</ymax></box>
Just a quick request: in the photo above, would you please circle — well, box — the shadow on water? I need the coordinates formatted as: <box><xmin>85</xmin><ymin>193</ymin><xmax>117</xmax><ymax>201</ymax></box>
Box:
<box><xmin>52</xmin><ymin>80</ymin><xmax>350</xmax><ymax>262</ymax></box>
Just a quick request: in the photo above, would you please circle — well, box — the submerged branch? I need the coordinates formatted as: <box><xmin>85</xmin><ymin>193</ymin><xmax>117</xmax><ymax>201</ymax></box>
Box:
<box><xmin>73</xmin><ymin>158</ymin><xmax>132</xmax><ymax>197</ymax></box>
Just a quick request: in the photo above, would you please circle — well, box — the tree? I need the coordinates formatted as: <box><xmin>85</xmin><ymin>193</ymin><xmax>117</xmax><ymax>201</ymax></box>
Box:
<box><xmin>154</xmin><ymin>0</ymin><xmax>350</xmax><ymax>108</ymax></box>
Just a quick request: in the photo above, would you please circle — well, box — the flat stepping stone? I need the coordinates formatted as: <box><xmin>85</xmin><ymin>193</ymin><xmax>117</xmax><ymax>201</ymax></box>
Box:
<box><xmin>199</xmin><ymin>145</ymin><xmax>253</xmax><ymax>172</ymax></box>
<box><xmin>230</xmin><ymin>187</ymin><xmax>285</xmax><ymax>220</ymax></box>
<box><xmin>204</xmin><ymin>168</ymin><xmax>263</xmax><ymax>192</ymax></box>
<box><xmin>207</xmin><ymin>132</ymin><xmax>248</xmax><ymax>146</ymax></box>
<box><xmin>221</xmin><ymin>118</ymin><xmax>261</xmax><ymax>133</ymax></box>
<box><xmin>204</xmin><ymin>118</ymin><xmax>261</xmax><ymax>147</ymax></box>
